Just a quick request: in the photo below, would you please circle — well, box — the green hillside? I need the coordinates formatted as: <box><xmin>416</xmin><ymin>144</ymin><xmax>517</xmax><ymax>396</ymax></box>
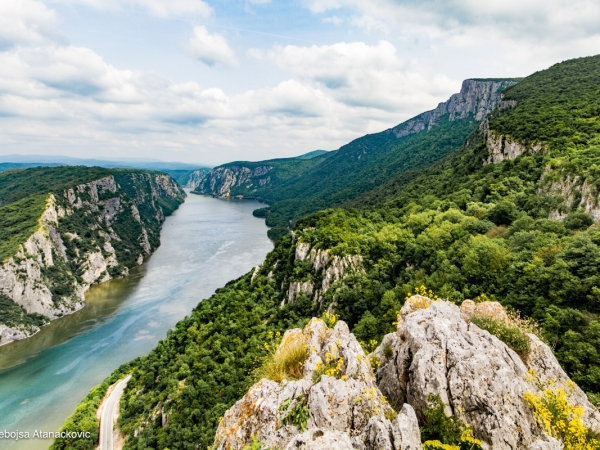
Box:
<box><xmin>55</xmin><ymin>56</ymin><xmax>600</xmax><ymax>450</ymax></box>
<box><xmin>193</xmin><ymin>152</ymin><xmax>333</xmax><ymax>199</ymax></box>
<box><xmin>195</xmin><ymin>79</ymin><xmax>517</xmax><ymax>240</ymax></box>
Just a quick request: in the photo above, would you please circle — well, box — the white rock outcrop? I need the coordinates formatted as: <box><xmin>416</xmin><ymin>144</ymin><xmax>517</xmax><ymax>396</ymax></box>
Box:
<box><xmin>0</xmin><ymin>173</ymin><xmax>184</xmax><ymax>345</ymax></box>
<box><xmin>376</xmin><ymin>297</ymin><xmax>600</xmax><ymax>450</ymax></box>
<box><xmin>389</xmin><ymin>79</ymin><xmax>517</xmax><ymax>140</ymax></box>
<box><xmin>287</xmin><ymin>241</ymin><xmax>363</xmax><ymax>304</ymax></box>
<box><xmin>214</xmin><ymin>318</ymin><xmax>422</xmax><ymax>450</ymax></box>
<box><xmin>194</xmin><ymin>165</ymin><xmax>273</xmax><ymax>198</ymax></box>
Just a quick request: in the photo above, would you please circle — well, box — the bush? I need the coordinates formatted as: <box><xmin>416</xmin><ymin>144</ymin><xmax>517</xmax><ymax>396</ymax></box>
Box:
<box><xmin>564</xmin><ymin>210</ymin><xmax>594</xmax><ymax>230</ymax></box>
<box><xmin>524</xmin><ymin>369</ymin><xmax>600</xmax><ymax>450</ymax></box>
<box><xmin>470</xmin><ymin>315</ymin><xmax>530</xmax><ymax>353</ymax></box>
<box><xmin>421</xmin><ymin>395</ymin><xmax>483</xmax><ymax>450</ymax></box>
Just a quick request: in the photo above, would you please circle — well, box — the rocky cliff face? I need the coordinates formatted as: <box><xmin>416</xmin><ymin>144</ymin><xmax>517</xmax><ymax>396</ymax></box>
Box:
<box><xmin>0</xmin><ymin>172</ymin><xmax>185</xmax><ymax>345</ymax></box>
<box><xmin>220</xmin><ymin>297</ymin><xmax>599</xmax><ymax>450</ymax></box>
<box><xmin>389</xmin><ymin>79</ymin><xmax>518</xmax><ymax>140</ymax></box>
<box><xmin>214</xmin><ymin>317</ymin><xmax>422</xmax><ymax>450</ymax></box>
<box><xmin>286</xmin><ymin>239</ymin><xmax>363</xmax><ymax>304</ymax></box>
<box><xmin>184</xmin><ymin>169</ymin><xmax>210</xmax><ymax>189</ymax></box>
<box><xmin>193</xmin><ymin>165</ymin><xmax>273</xmax><ymax>198</ymax></box>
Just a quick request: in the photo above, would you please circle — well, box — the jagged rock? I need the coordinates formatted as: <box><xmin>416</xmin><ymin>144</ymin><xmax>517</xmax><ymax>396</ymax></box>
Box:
<box><xmin>529</xmin><ymin>434</ymin><xmax>563</xmax><ymax>450</ymax></box>
<box><xmin>295</xmin><ymin>243</ymin><xmax>311</xmax><ymax>262</ymax></box>
<box><xmin>214</xmin><ymin>318</ymin><xmax>422</xmax><ymax>450</ymax></box>
<box><xmin>377</xmin><ymin>297</ymin><xmax>600</xmax><ymax>450</ymax></box>
<box><xmin>286</xmin><ymin>429</ymin><xmax>355</xmax><ymax>449</ymax></box>
<box><xmin>390</xmin><ymin>79</ymin><xmax>517</xmax><ymax>140</ymax></box>
<box><xmin>460</xmin><ymin>299</ymin><xmax>509</xmax><ymax>323</ymax></box>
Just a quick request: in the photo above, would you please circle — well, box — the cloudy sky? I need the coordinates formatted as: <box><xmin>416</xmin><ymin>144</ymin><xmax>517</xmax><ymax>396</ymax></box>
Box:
<box><xmin>0</xmin><ymin>0</ymin><xmax>599</xmax><ymax>165</ymax></box>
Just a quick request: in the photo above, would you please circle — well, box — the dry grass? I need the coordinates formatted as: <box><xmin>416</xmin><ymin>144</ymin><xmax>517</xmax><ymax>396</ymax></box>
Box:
<box><xmin>260</xmin><ymin>335</ymin><xmax>308</xmax><ymax>382</ymax></box>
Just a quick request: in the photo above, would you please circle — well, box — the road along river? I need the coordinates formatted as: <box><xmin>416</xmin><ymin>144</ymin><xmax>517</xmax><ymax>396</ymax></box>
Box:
<box><xmin>0</xmin><ymin>192</ymin><xmax>273</xmax><ymax>450</ymax></box>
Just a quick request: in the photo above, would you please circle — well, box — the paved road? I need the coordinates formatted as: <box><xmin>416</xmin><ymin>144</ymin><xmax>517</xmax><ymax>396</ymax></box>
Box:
<box><xmin>100</xmin><ymin>375</ymin><xmax>131</xmax><ymax>450</ymax></box>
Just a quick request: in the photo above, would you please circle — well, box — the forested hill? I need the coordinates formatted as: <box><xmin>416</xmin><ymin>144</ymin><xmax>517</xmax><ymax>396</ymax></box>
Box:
<box><xmin>55</xmin><ymin>55</ymin><xmax>600</xmax><ymax>450</ymax></box>
<box><xmin>0</xmin><ymin>166</ymin><xmax>185</xmax><ymax>345</ymax></box>
<box><xmin>194</xmin><ymin>78</ymin><xmax>519</xmax><ymax>239</ymax></box>
<box><xmin>192</xmin><ymin>149</ymin><xmax>334</xmax><ymax>200</ymax></box>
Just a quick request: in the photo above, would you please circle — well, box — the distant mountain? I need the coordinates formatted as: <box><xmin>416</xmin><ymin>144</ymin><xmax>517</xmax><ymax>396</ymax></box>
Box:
<box><xmin>194</xmin><ymin>78</ymin><xmax>519</xmax><ymax>239</ymax></box>
<box><xmin>192</xmin><ymin>152</ymin><xmax>335</xmax><ymax>200</ymax></box>
<box><xmin>0</xmin><ymin>154</ymin><xmax>210</xmax><ymax>172</ymax></box>
<box><xmin>294</xmin><ymin>150</ymin><xmax>331</xmax><ymax>160</ymax></box>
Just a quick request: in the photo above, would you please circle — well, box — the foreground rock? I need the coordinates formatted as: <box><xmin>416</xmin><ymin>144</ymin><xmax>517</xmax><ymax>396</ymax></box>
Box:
<box><xmin>376</xmin><ymin>296</ymin><xmax>600</xmax><ymax>450</ymax></box>
<box><xmin>214</xmin><ymin>318</ymin><xmax>422</xmax><ymax>450</ymax></box>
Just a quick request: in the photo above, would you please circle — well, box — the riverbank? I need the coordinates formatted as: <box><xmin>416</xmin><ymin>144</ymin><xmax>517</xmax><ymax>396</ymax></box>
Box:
<box><xmin>0</xmin><ymin>194</ymin><xmax>273</xmax><ymax>450</ymax></box>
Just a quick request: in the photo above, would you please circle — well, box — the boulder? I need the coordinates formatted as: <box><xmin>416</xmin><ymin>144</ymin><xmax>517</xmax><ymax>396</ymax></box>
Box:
<box><xmin>377</xmin><ymin>297</ymin><xmax>600</xmax><ymax>450</ymax></box>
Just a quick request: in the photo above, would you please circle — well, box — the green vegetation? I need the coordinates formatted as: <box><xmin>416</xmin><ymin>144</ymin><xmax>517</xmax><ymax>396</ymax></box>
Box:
<box><xmin>470</xmin><ymin>315</ymin><xmax>531</xmax><ymax>354</ymax></box>
<box><xmin>421</xmin><ymin>395</ymin><xmax>483</xmax><ymax>450</ymax></box>
<box><xmin>280</xmin><ymin>394</ymin><xmax>309</xmax><ymax>431</ymax></box>
<box><xmin>60</xmin><ymin>56</ymin><xmax>600</xmax><ymax>449</ymax></box>
<box><xmin>0</xmin><ymin>294</ymin><xmax>48</xmax><ymax>330</ymax></box>
<box><xmin>0</xmin><ymin>166</ymin><xmax>185</xmax><ymax>331</ymax></box>
<box><xmin>50</xmin><ymin>361</ymin><xmax>137</xmax><ymax>450</ymax></box>
<box><xmin>0</xmin><ymin>194</ymin><xmax>48</xmax><ymax>262</ymax></box>
<box><xmin>0</xmin><ymin>166</ymin><xmax>112</xmax><ymax>206</ymax></box>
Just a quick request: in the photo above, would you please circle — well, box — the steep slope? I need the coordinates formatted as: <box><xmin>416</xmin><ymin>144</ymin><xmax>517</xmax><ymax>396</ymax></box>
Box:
<box><xmin>0</xmin><ymin>167</ymin><xmax>185</xmax><ymax>345</ymax></box>
<box><xmin>56</xmin><ymin>56</ymin><xmax>600</xmax><ymax>450</ymax></box>
<box><xmin>195</xmin><ymin>79</ymin><xmax>519</xmax><ymax>239</ymax></box>
<box><xmin>193</xmin><ymin>152</ymin><xmax>334</xmax><ymax>199</ymax></box>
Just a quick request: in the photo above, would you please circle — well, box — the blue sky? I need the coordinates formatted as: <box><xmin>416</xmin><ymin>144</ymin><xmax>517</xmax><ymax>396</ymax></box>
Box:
<box><xmin>0</xmin><ymin>0</ymin><xmax>599</xmax><ymax>165</ymax></box>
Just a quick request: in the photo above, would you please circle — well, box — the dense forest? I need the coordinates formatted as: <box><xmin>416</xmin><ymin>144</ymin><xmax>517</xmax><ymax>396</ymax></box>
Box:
<box><xmin>54</xmin><ymin>55</ymin><xmax>600</xmax><ymax>449</ymax></box>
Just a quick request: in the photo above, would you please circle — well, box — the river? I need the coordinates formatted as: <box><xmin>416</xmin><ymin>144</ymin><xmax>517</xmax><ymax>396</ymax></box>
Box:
<box><xmin>0</xmin><ymin>192</ymin><xmax>273</xmax><ymax>450</ymax></box>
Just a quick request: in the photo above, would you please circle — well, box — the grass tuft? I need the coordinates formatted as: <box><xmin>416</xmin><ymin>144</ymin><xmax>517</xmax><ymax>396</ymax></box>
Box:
<box><xmin>260</xmin><ymin>334</ymin><xmax>308</xmax><ymax>382</ymax></box>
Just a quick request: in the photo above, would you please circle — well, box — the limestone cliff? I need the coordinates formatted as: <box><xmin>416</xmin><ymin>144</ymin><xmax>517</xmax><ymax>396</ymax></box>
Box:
<box><xmin>0</xmin><ymin>171</ymin><xmax>185</xmax><ymax>345</ymax></box>
<box><xmin>388</xmin><ymin>79</ymin><xmax>518</xmax><ymax>140</ymax></box>
<box><xmin>193</xmin><ymin>165</ymin><xmax>273</xmax><ymax>198</ymax></box>
<box><xmin>220</xmin><ymin>297</ymin><xmax>599</xmax><ymax>449</ymax></box>
<box><xmin>184</xmin><ymin>169</ymin><xmax>211</xmax><ymax>190</ymax></box>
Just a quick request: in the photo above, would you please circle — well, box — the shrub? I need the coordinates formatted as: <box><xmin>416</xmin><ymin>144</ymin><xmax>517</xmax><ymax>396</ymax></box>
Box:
<box><xmin>471</xmin><ymin>315</ymin><xmax>530</xmax><ymax>353</ymax></box>
<box><xmin>280</xmin><ymin>394</ymin><xmax>310</xmax><ymax>431</ymax></box>
<box><xmin>524</xmin><ymin>369</ymin><xmax>599</xmax><ymax>450</ymax></box>
<box><xmin>260</xmin><ymin>333</ymin><xmax>308</xmax><ymax>382</ymax></box>
<box><xmin>564</xmin><ymin>210</ymin><xmax>594</xmax><ymax>230</ymax></box>
<box><xmin>421</xmin><ymin>395</ymin><xmax>483</xmax><ymax>450</ymax></box>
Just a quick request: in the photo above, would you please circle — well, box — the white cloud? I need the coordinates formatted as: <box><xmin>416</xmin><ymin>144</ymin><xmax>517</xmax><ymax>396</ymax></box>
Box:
<box><xmin>49</xmin><ymin>0</ymin><xmax>212</xmax><ymax>18</ymax></box>
<box><xmin>0</xmin><ymin>39</ymin><xmax>459</xmax><ymax>165</ymax></box>
<box><xmin>271</xmin><ymin>41</ymin><xmax>456</xmax><ymax>113</ymax></box>
<box><xmin>302</xmin><ymin>0</ymin><xmax>600</xmax><ymax>43</ymax></box>
<box><xmin>184</xmin><ymin>26</ymin><xmax>238</xmax><ymax>68</ymax></box>
<box><xmin>0</xmin><ymin>0</ymin><xmax>59</xmax><ymax>48</ymax></box>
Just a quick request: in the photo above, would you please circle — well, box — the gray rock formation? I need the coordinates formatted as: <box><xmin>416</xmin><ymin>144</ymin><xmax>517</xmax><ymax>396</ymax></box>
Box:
<box><xmin>193</xmin><ymin>165</ymin><xmax>273</xmax><ymax>198</ymax></box>
<box><xmin>184</xmin><ymin>169</ymin><xmax>210</xmax><ymax>189</ymax></box>
<box><xmin>376</xmin><ymin>296</ymin><xmax>600</xmax><ymax>450</ymax></box>
<box><xmin>213</xmin><ymin>318</ymin><xmax>422</xmax><ymax>450</ymax></box>
<box><xmin>389</xmin><ymin>79</ymin><xmax>518</xmax><ymax>140</ymax></box>
<box><xmin>0</xmin><ymin>173</ymin><xmax>185</xmax><ymax>345</ymax></box>
<box><xmin>286</xmin><ymin>240</ymin><xmax>363</xmax><ymax>304</ymax></box>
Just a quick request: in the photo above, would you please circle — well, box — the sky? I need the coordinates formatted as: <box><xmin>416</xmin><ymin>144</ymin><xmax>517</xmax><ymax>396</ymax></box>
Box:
<box><xmin>0</xmin><ymin>0</ymin><xmax>599</xmax><ymax>166</ymax></box>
